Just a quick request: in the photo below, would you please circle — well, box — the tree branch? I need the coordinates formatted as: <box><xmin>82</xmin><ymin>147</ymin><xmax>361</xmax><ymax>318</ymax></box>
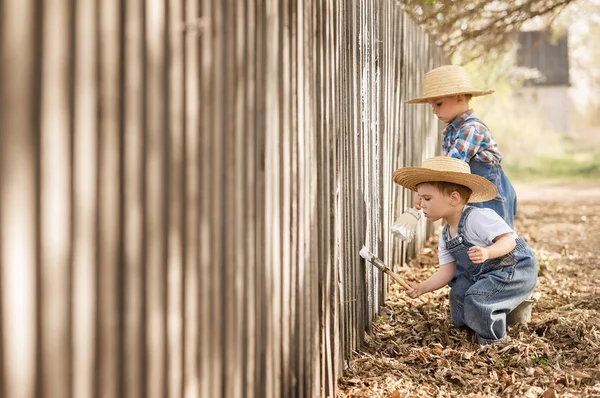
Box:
<box><xmin>400</xmin><ymin>0</ymin><xmax>575</xmax><ymax>61</ymax></box>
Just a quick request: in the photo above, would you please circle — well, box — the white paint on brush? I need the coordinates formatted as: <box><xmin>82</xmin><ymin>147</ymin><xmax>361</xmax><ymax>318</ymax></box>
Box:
<box><xmin>359</xmin><ymin>246</ymin><xmax>373</xmax><ymax>261</ymax></box>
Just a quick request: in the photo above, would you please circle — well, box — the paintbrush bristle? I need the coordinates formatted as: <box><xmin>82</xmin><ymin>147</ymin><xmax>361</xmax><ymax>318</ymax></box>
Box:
<box><xmin>359</xmin><ymin>246</ymin><xmax>372</xmax><ymax>261</ymax></box>
<box><xmin>391</xmin><ymin>207</ymin><xmax>420</xmax><ymax>242</ymax></box>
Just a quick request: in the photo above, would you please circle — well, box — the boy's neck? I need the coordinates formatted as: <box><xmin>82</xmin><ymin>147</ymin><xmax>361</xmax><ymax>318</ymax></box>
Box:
<box><xmin>450</xmin><ymin>106</ymin><xmax>471</xmax><ymax>122</ymax></box>
<box><xmin>444</xmin><ymin>205</ymin><xmax>466</xmax><ymax>235</ymax></box>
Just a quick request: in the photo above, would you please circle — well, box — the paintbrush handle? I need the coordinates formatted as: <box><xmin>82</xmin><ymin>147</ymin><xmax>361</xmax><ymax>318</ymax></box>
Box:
<box><xmin>369</xmin><ymin>256</ymin><xmax>411</xmax><ymax>290</ymax></box>
<box><xmin>383</xmin><ymin>269</ymin><xmax>412</xmax><ymax>290</ymax></box>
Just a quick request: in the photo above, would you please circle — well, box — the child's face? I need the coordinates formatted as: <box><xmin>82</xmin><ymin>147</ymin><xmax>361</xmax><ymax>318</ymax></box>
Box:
<box><xmin>416</xmin><ymin>183</ymin><xmax>455</xmax><ymax>221</ymax></box>
<box><xmin>428</xmin><ymin>95</ymin><xmax>468</xmax><ymax>123</ymax></box>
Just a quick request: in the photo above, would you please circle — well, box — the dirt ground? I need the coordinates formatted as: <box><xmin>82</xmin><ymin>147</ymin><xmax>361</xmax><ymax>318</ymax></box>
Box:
<box><xmin>338</xmin><ymin>182</ymin><xmax>600</xmax><ymax>397</ymax></box>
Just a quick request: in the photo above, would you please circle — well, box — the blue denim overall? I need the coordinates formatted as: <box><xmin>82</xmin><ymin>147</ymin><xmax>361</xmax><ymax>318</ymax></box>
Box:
<box><xmin>444</xmin><ymin>206</ymin><xmax>538</xmax><ymax>345</ymax></box>
<box><xmin>469</xmin><ymin>160</ymin><xmax>517</xmax><ymax>228</ymax></box>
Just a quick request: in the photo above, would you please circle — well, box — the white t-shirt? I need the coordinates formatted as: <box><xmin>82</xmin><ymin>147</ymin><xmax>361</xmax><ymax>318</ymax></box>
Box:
<box><xmin>438</xmin><ymin>206</ymin><xmax>518</xmax><ymax>265</ymax></box>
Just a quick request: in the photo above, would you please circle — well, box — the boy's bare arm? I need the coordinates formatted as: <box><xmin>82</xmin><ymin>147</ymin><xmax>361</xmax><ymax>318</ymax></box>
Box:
<box><xmin>406</xmin><ymin>262</ymin><xmax>455</xmax><ymax>298</ymax></box>
<box><xmin>468</xmin><ymin>233</ymin><xmax>516</xmax><ymax>264</ymax></box>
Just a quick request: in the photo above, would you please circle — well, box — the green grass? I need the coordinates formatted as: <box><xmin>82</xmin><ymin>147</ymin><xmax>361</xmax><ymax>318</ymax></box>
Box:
<box><xmin>531</xmin><ymin>356</ymin><xmax>550</xmax><ymax>367</ymax></box>
<box><xmin>504</xmin><ymin>151</ymin><xmax>600</xmax><ymax>182</ymax></box>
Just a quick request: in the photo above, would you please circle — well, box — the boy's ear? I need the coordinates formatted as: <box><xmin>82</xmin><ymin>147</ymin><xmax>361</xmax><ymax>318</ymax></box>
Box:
<box><xmin>456</xmin><ymin>94</ymin><xmax>466</xmax><ymax>103</ymax></box>
<box><xmin>450</xmin><ymin>190</ymin><xmax>462</xmax><ymax>204</ymax></box>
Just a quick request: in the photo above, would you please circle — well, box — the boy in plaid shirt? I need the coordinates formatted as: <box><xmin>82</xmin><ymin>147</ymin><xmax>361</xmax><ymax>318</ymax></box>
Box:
<box><xmin>407</xmin><ymin>65</ymin><xmax>517</xmax><ymax>227</ymax></box>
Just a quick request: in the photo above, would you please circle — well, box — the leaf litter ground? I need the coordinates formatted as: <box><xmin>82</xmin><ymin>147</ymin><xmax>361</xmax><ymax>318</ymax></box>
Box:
<box><xmin>338</xmin><ymin>185</ymin><xmax>600</xmax><ymax>397</ymax></box>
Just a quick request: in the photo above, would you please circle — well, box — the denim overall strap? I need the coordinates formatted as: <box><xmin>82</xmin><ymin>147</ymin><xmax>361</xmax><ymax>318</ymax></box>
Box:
<box><xmin>444</xmin><ymin>206</ymin><xmax>478</xmax><ymax>281</ymax></box>
<box><xmin>457</xmin><ymin>206</ymin><xmax>476</xmax><ymax>235</ymax></box>
<box><xmin>442</xmin><ymin>206</ymin><xmax>476</xmax><ymax>244</ymax></box>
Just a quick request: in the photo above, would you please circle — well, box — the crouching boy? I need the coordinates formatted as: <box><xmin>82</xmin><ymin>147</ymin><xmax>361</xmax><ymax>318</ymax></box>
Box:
<box><xmin>393</xmin><ymin>156</ymin><xmax>537</xmax><ymax>345</ymax></box>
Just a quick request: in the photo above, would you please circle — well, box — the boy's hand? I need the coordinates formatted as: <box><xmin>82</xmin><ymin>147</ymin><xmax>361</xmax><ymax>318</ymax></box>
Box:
<box><xmin>413</xmin><ymin>192</ymin><xmax>422</xmax><ymax>210</ymax></box>
<box><xmin>405</xmin><ymin>281</ymin><xmax>423</xmax><ymax>298</ymax></box>
<box><xmin>468</xmin><ymin>246</ymin><xmax>489</xmax><ymax>264</ymax></box>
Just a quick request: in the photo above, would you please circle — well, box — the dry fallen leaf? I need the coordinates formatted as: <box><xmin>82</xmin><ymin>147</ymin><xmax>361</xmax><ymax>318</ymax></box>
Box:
<box><xmin>541</xmin><ymin>387</ymin><xmax>558</xmax><ymax>398</ymax></box>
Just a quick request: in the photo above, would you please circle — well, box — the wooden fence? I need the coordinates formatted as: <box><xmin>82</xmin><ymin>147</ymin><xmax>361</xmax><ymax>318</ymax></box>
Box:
<box><xmin>0</xmin><ymin>0</ymin><xmax>445</xmax><ymax>397</ymax></box>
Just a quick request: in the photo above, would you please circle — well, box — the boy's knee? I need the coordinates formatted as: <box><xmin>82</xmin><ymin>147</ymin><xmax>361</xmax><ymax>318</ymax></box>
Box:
<box><xmin>464</xmin><ymin>294</ymin><xmax>484</xmax><ymax>311</ymax></box>
<box><xmin>463</xmin><ymin>294</ymin><xmax>489</xmax><ymax>324</ymax></box>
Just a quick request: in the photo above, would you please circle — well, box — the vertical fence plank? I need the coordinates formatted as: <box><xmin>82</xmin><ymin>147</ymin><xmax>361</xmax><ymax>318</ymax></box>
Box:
<box><xmin>252</xmin><ymin>0</ymin><xmax>268</xmax><ymax>396</ymax></box>
<box><xmin>145</xmin><ymin>0</ymin><xmax>167</xmax><ymax>396</ymax></box>
<box><xmin>223</xmin><ymin>0</ymin><xmax>244</xmax><ymax>396</ymax></box>
<box><xmin>211</xmin><ymin>0</ymin><xmax>226</xmax><ymax>395</ymax></box>
<box><xmin>198</xmin><ymin>0</ymin><xmax>224</xmax><ymax>394</ymax></box>
<box><xmin>224</xmin><ymin>0</ymin><xmax>245</xmax><ymax>395</ymax></box>
<box><xmin>0</xmin><ymin>1</ymin><xmax>38</xmax><ymax>396</ymax></box>
<box><xmin>97</xmin><ymin>0</ymin><xmax>122</xmax><ymax>395</ymax></box>
<box><xmin>287</xmin><ymin>0</ymin><xmax>300</xmax><ymax>393</ymax></box>
<box><xmin>71</xmin><ymin>0</ymin><xmax>98</xmax><ymax>395</ymax></box>
<box><xmin>295</xmin><ymin>1</ymin><xmax>307</xmax><ymax>395</ymax></box>
<box><xmin>198</xmin><ymin>0</ymin><xmax>212</xmax><ymax>395</ymax></box>
<box><xmin>40</xmin><ymin>0</ymin><xmax>71</xmax><ymax>396</ymax></box>
<box><xmin>381</xmin><ymin>0</ymin><xmax>392</xmax><ymax>275</ymax></box>
<box><xmin>310</xmin><ymin>3</ymin><xmax>321</xmax><ymax>394</ymax></box>
<box><xmin>330</xmin><ymin>2</ymin><xmax>342</xmax><ymax>393</ymax></box>
<box><xmin>183</xmin><ymin>0</ymin><xmax>200</xmax><ymax>396</ymax></box>
<box><xmin>167</xmin><ymin>0</ymin><xmax>184</xmax><ymax>396</ymax></box>
<box><xmin>264</xmin><ymin>0</ymin><xmax>282</xmax><ymax>395</ymax></box>
<box><xmin>242</xmin><ymin>0</ymin><xmax>258</xmax><ymax>396</ymax></box>
<box><xmin>123</xmin><ymin>0</ymin><xmax>144</xmax><ymax>395</ymax></box>
<box><xmin>0</xmin><ymin>0</ymin><xmax>4</xmax><ymax>393</ymax></box>
<box><xmin>336</xmin><ymin>0</ymin><xmax>348</xmax><ymax>369</ymax></box>
<box><xmin>281</xmin><ymin>0</ymin><xmax>293</xmax><ymax>392</ymax></box>
<box><xmin>388</xmin><ymin>3</ymin><xmax>405</xmax><ymax>270</ymax></box>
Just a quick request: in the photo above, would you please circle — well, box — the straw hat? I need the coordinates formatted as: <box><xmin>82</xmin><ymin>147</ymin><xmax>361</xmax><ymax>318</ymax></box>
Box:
<box><xmin>392</xmin><ymin>156</ymin><xmax>498</xmax><ymax>202</ymax></box>
<box><xmin>406</xmin><ymin>65</ymin><xmax>494</xmax><ymax>104</ymax></box>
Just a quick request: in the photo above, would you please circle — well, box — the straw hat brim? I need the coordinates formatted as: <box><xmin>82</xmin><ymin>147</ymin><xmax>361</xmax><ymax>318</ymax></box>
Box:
<box><xmin>393</xmin><ymin>168</ymin><xmax>498</xmax><ymax>203</ymax></box>
<box><xmin>406</xmin><ymin>89</ymin><xmax>495</xmax><ymax>104</ymax></box>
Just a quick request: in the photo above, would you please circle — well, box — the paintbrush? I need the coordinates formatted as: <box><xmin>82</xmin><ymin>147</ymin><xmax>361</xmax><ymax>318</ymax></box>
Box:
<box><xmin>359</xmin><ymin>246</ymin><xmax>411</xmax><ymax>290</ymax></box>
<box><xmin>391</xmin><ymin>207</ymin><xmax>421</xmax><ymax>242</ymax></box>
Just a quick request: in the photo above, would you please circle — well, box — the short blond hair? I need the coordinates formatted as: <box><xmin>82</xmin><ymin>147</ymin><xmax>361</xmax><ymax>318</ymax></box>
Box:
<box><xmin>419</xmin><ymin>181</ymin><xmax>472</xmax><ymax>204</ymax></box>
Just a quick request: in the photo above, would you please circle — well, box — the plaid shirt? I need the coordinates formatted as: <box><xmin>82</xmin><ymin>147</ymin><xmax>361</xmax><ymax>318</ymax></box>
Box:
<box><xmin>442</xmin><ymin>110</ymin><xmax>502</xmax><ymax>164</ymax></box>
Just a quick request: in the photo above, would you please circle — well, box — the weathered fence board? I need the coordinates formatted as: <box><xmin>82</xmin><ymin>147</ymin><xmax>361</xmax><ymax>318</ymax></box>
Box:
<box><xmin>0</xmin><ymin>1</ymin><xmax>446</xmax><ymax>397</ymax></box>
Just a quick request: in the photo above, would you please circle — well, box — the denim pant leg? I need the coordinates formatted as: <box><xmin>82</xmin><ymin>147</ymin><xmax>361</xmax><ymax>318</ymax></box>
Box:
<box><xmin>463</xmin><ymin>259</ymin><xmax>538</xmax><ymax>344</ymax></box>
<box><xmin>497</xmin><ymin>168</ymin><xmax>517</xmax><ymax>227</ymax></box>
<box><xmin>449</xmin><ymin>274</ymin><xmax>473</xmax><ymax>328</ymax></box>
